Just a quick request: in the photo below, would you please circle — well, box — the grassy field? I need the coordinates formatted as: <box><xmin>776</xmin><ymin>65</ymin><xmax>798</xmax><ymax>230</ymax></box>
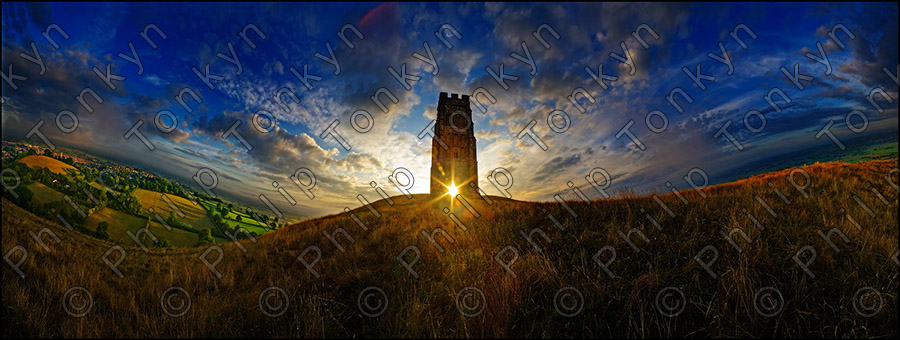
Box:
<box><xmin>133</xmin><ymin>189</ymin><xmax>215</xmax><ymax>231</ymax></box>
<box><xmin>18</xmin><ymin>155</ymin><xmax>77</xmax><ymax>174</ymax></box>
<box><xmin>25</xmin><ymin>183</ymin><xmax>66</xmax><ymax>205</ymax></box>
<box><xmin>841</xmin><ymin>141</ymin><xmax>899</xmax><ymax>163</ymax></box>
<box><xmin>731</xmin><ymin>138</ymin><xmax>899</xmax><ymax>181</ymax></box>
<box><xmin>83</xmin><ymin>207</ymin><xmax>201</xmax><ymax>247</ymax></box>
<box><xmin>200</xmin><ymin>200</ymin><xmax>271</xmax><ymax>234</ymax></box>
<box><xmin>223</xmin><ymin>210</ymin><xmax>270</xmax><ymax>234</ymax></box>
<box><xmin>2</xmin><ymin>160</ymin><xmax>897</xmax><ymax>337</ymax></box>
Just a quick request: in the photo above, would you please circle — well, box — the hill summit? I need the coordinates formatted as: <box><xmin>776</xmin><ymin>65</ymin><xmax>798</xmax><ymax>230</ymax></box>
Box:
<box><xmin>2</xmin><ymin>160</ymin><xmax>897</xmax><ymax>337</ymax></box>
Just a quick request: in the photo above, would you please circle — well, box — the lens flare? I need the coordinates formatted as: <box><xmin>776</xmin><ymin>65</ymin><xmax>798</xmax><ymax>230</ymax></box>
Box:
<box><xmin>447</xmin><ymin>181</ymin><xmax>459</xmax><ymax>197</ymax></box>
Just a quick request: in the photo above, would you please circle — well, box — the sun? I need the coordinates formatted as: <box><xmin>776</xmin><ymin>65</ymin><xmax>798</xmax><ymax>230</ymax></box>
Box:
<box><xmin>446</xmin><ymin>181</ymin><xmax>459</xmax><ymax>197</ymax></box>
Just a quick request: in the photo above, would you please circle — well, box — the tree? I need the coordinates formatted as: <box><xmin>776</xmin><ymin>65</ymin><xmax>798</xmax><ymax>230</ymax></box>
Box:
<box><xmin>235</xmin><ymin>215</ymin><xmax>242</xmax><ymax>222</ymax></box>
<box><xmin>197</xmin><ymin>229</ymin><xmax>214</xmax><ymax>245</ymax></box>
<box><xmin>17</xmin><ymin>185</ymin><xmax>34</xmax><ymax>207</ymax></box>
<box><xmin>168</xmin><ymin>210</ymin><xmax>178</xmax><ymax>225</ymax></box>
<box><xmin>213</xmin><ymin>213</ymin><xmax>225</xmax><ymax>228</ymax></box>
<box><xmin>96</xmin><ymin>221</ymin><xmax>110</xmax><ymax>240</ymax></box>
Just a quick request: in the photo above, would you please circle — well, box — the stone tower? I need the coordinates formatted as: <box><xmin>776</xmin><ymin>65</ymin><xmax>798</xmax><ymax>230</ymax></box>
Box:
<box><xmin>430</xmin><ymin>92</ymin><xmax>478</xmax><ymax>196</ymax></box>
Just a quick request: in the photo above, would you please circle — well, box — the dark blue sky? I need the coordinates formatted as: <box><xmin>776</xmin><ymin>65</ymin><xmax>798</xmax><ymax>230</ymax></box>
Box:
<box><xmin>2</xmin><ymin>2</ymin><xmax>897</xmax><ymax>217</ymax></box>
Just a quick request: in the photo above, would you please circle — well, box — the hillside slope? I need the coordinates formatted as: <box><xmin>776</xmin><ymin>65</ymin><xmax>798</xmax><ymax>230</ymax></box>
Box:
<box><xmin>18</xmin><ymin>155</ymin><xmax>77</xmax><ymax>174</ymax></box>
<box><xmin>2</xmin><ymin>160</ymin><xmax>897</xmax><ymax>337</ymax></box>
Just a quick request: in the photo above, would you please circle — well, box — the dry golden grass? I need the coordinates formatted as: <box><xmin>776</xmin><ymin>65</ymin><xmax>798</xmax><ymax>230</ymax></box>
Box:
<box><xmin>18</xmin><ymin>155</ymin><xmax>77</xmax><ymax>175</ymax></box>
<box><xmin>2</xmin><ymin>160</ymin><xmax>897</xmax><ymax>337</ymax></box>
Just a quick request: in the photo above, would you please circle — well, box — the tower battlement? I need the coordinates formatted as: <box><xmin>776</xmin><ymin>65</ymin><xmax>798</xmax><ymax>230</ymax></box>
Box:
<box><xmin>439</xmin><ymin>92</ymin><xmax>471</xmax><ymax>107</ymax></box>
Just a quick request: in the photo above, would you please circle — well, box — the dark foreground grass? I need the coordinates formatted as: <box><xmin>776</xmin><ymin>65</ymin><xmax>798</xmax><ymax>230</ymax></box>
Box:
<box><xmin>2</xmin><ymin>160</ymin><xmax>897</xmax><ymax>337</ymax></box>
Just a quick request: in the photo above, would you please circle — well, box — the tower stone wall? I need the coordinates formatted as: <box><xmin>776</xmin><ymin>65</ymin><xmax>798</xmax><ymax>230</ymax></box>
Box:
<box><xmin>430</xmin><ymin>92</ymin><xmax>478</xmax><ymax>196</ymax></box>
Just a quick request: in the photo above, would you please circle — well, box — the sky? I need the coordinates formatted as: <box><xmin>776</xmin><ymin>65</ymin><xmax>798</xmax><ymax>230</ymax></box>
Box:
<box><xmin>1</xmin><ymin>2</ymin><xmax>897</xmax><ymax>219</ymax></box>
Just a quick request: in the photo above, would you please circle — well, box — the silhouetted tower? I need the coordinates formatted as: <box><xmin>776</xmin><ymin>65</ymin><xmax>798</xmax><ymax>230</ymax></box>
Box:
<box><xmin>430</xmin><ymin>92</ymin><xmax>478</xmax><ymax>196</ymax></box>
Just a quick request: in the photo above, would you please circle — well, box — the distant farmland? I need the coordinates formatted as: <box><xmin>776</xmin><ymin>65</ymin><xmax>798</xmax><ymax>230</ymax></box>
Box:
<box><xmin>133</xmin><ymin>188</ymin><xmax>215</xmax><ymax>231</ymax></box>
<box><xmin>83</xmin><ymin>207</ymin><xmax>201</xmax><ymax>247</ymax></box>
<box><xmin>199</xmin><ymin>200</ymin><xmax>271</xmax><ymax>235</ymax></box>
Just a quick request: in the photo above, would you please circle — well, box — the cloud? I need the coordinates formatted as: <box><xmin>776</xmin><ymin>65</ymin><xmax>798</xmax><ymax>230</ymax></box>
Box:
<box><xmin>2</xmin><ymin>2</ymin><xmax>896</xmax><ymax>219</ymax></box>
<box><xmin>144</xmin><ymin>74</ymin><xmax>169</xmax><ymax>86</ymax></box>
<box><xmin>532</xmin><ymin>153</ymin><xmax>583</xmax><ymax>182</ymax></box>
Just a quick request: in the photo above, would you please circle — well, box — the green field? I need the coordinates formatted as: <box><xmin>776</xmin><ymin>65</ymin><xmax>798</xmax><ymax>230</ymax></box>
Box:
<box><xmin>200</xmin><ymin>200</ymin><xmax>271</xmax><ymax>235</ymax></box>
<box><xmin>133</xmin><ymin>188</ymin><xmax>215</xmax><ymax>231</ymax></box>
<box><xmin>838</xmin><ymin>141</ymin><xmax>898</xmax><ymax>163</ymax></box>
<box><xmin>721</xmin><ymin>138</ymin><xmax>899</xmax><ymax>184</ymax></box>
<box><xmin>83</xmin><ymin>207</ymin><xmax>202</xmax><ymax>247</ymax></box>
<box><xmin>223</xmin><ymin>209</ymin><xmax>270</xmax><ymax>232</ymax></box>
<box><xmin>26</xmin><ymin>183</ymin><xmax>66</xmax><ymax>205</ymax></box>
<box><xmin>784</xmin><ymin>139</ymin><xmax>898</xmax><ymax>166</ymax></box>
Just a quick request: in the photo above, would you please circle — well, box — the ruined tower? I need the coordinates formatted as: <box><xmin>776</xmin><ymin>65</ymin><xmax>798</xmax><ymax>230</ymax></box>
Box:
<box><xmin>430</xmin><ymin>92</ymin><xmax>478</xmax><ymax>197</ymax></box>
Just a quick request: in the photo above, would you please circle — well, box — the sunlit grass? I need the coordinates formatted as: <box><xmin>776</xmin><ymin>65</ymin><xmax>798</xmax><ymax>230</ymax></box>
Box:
<box><xmin>2</xmin><ymin>160</ymin><xmax>897</xmax><ymax>337</ymax></box>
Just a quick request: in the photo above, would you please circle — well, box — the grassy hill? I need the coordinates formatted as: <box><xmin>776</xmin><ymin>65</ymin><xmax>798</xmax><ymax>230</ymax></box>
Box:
<box><xmin>18</xmin><ymin>155</ymin><xmax>77</xmax><ymax>174</ymax></box>
<box><xmin>2</xmin><ymin>160</ymin><xmax>897</xmax><ymax>337</ymax></box>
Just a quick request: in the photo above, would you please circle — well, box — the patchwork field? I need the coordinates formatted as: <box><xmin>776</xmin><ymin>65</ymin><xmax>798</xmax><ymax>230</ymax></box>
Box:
<box><xmin>199</xmin><ymin>200</ymin><xmax>271</xmax><ymax>234</ymax></box>
<box><xmin>83</xmin><ymin>207</ymin><xmax>201</xmax><ymax>247</ymax></box>
<box><xmin>223</xmin><ymin>210</ymin><xmax>270</xmax><ymax>233</ymax></box>
<box><xmin>133</xmin><ymin>189</ymin><xmax>215</xmax><ymax>231</ymax></box>
<box><xmin>19</xmin><ymin>155</ymin><xmax>77</xmax><ymax>174</ymax></box>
